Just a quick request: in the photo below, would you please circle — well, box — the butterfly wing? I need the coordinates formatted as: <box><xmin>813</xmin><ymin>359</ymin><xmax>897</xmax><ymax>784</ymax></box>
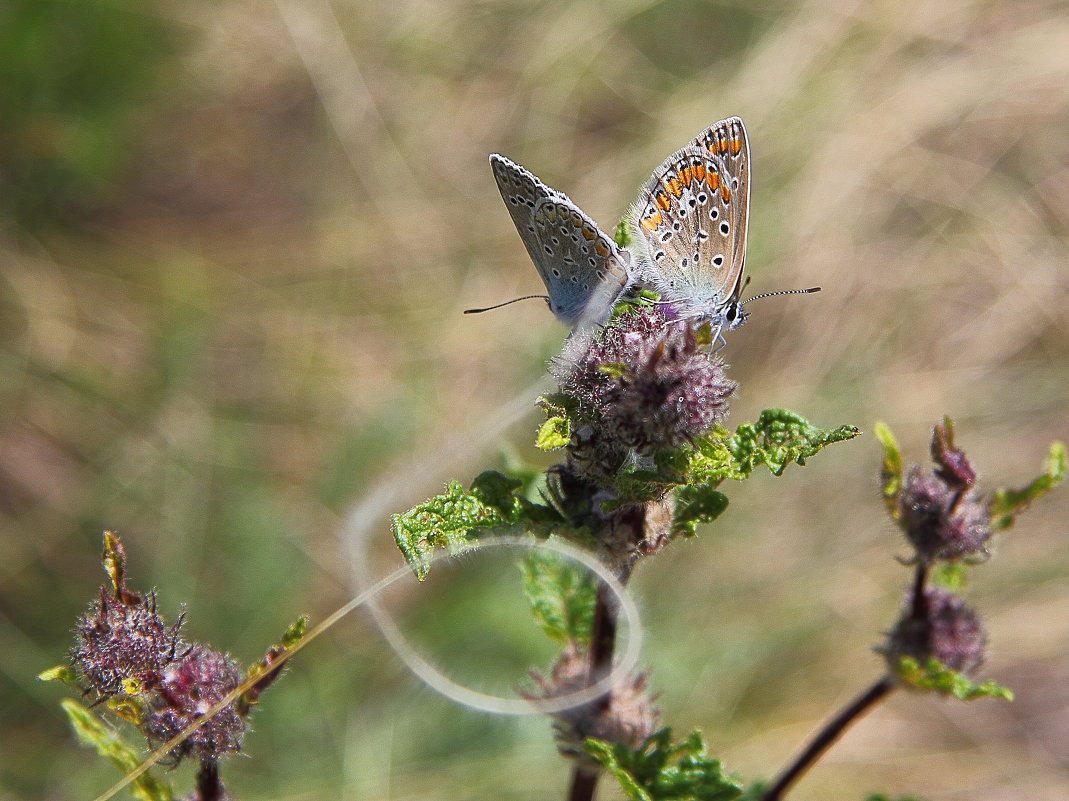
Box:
<box><xmin>632</xmin><ymin>117</ymin><xmax>750</xmax><ymax>327</ymax></box>
<box><xmin>530</xmin><ymin>196</ymin><xmax>631</xmax><ymax>325</ymax></box>
<box><xmin>490</xmin><ymin>153</ymin><xmax>630</xmax><ymax>326</ymax></box>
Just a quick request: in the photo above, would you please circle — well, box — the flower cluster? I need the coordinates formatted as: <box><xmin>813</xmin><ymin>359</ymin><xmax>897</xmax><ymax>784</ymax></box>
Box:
<box><xmin>551</xmin><ymin>306</ymin><xmax>736</xmax><ymax>486</ymax></box>
<box><xmin>69</xmin><ymin>533</ymin><xmax>248</xmax><ymax>764</ymax></box>
<box><xmin>881</xmin><ymin>420</ymin><xmax>994</xmax><ymax>679</ymax></box>
<box><xmin>896</xmin><ymin>420</ymin><xmax>992</xmax><ymax>562</ymax></box>
<box><xmin>883</xmin><ymin>586</ymin><xmax>988</xmax><ymax>676</ymax></box>
<box><xmin>523</xmin><ymin>644</ymin><xmax>660</xmax><ymax>764</ymax></box>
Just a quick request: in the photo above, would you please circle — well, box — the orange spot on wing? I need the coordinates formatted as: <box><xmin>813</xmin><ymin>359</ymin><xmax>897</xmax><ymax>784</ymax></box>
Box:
<box><xmin>594</xmin><ymin>242</ymin><xmax>609</xmax><ymax>256</ymax></box>
<box><xmin>655</xmin><ymin>192</ymin><xmax>672</xmax><ymax>211</ymax></box>
<box><xmin>582</xmin><ymin>225</ymin><xmax>596</xmax><ymax>240</ymax></box>
<box><xmin>693</xmin><ymin>164</ymin><xmax>706</xmax><ymax>182</ymax></box>
<box><xmin>708</xmin><ymin>172</ymin><xmax>720</xmax><ymax>191</ymax></box>
<box><xmin>664</xmin><ymin>176</ymin><xmax>684</xmax><ymax>197</ymax></box>
<box><xmin>641</xmin><ymin>211</ymin><xmax>663</xmax><ymax>230</ymax></box>
<box><xmin>720</xmin><ymin>184</ymin><xmax>731</xmax><ymax>203</ymax></box>
<box><xmin>730</xmin><ymin>136</ymin><xmax>742</xmax><ymax>154</ymax></box>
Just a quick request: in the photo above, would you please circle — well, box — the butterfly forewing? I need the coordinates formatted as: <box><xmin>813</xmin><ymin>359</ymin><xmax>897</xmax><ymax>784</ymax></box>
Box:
<box><xmin>490</xmin><ymin>153</ymin><xmax>630</xmax><ymax>326</ymax></box>
<box><xmin>490</xmin><ymin>154</ymin><xmax>562</xmax><ymax>275</ymax></box>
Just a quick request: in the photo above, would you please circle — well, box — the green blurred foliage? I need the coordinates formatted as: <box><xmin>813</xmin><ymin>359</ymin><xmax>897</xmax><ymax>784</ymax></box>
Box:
<box><xmin>0</xmin><ymin>0</ymin><xmax>182</xmax><ymax>225</ymax></box>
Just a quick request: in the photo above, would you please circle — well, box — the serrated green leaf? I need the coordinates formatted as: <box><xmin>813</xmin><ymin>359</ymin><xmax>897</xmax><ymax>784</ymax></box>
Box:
<box><xmin>61</xmin><ymin>699</ymin><xmax>174</xmax><ymax>801</ymax></box>
<box><xmin>393</xmin><ymin>473</ymin><xmax>562</xmax><ymax>580</ymax></box>
<box><xmin>689</xmin><ymin>411</ymin><xmax>859</xmax><ymax>486</ymax></box>
<box><xmin>673</xmin><ymin>486</ymin><xmax>730</xmax><ymax>538</ymax></box>
<box><xmin>991</xmin><ymin>441</ymin><xmax>1066</xmax><ymax>530</ymax></box>
<box><xmin>895</xmin><ymin>656</ymin><xmax>1013</xmax><ymax>701</ymax></box>
<box><xmin>520</xmin><ymin>548</ymin><xmax>597</xmax><ymax>646</ymax></box>
<box><xmin>874</xmin><ymin>421</ymin><xmax>903</xmax><ymax>519</ymax></box>
<box><xmin>392</xmin><ymin>479</ymin><xmax>510</xmax><ymax>580</ymax></box>
<box><xmin>536</xmin><ymin>416</ymin><xmax>571</xmax><ymax>450</ymax></box>
<box><xmin>727</xmin><ymin>409</ymin><xmax>860</xmax><ymax>477</ymax></box>
<box><xmin>586</xmin><ymin>729</ymin><xmax>744</xmax><ymax>801</ymax></box>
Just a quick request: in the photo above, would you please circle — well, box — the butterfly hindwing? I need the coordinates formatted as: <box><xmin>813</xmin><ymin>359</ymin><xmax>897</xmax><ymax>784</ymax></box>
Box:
<box><xmin>490</xmin><ymin>153</ymin><xmax>630</xmax><ymax>326</ymax></box>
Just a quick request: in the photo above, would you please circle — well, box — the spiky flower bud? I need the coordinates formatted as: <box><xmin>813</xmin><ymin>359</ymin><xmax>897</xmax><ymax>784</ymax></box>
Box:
<box><xmin>143</xmin><ymin>644</ymin><xmax>246</xmax><ymax>761</ymax></box>
<box><xmin>71</xmin><ymin>587</ymin><xmax>186</xmax><ymax>701</ymax></box>
<box><xmin>883</xmin><ymin>587</ymin><xmax>987</xmax><ymax>676</ymax></box>
<box><xmin>898</xmin><ymin>467</ymin><xmax>992</xmax><ymax>561</ymax></box>
<box><xmin>551</xmin><ymin>307</ymin><xmax>736</xmax><ymax>485</ymax></box>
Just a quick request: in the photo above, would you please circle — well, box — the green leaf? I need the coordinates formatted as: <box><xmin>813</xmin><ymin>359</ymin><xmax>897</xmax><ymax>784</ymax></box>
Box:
<box><xmin>520</xmin><ymin>547</ymin><xmax>597</xmax><ymax>646</ymax></box>
<box><xmin>690</xmin><ymin>410</ymin><xmax>859</xmax><ymax>485</ymax></box>
<box><xmin>613</xmin><ymin>217</ymin><xmax>636</xmax><ymax>249</ymax></box>
<box><xmin>280</xmin><ymin>615</ymin><xmax>308</xmax><ymax>648</ymax></box>
<box><xmin>38</xmin><ymin>665</ymin><xmax>80</xmax><ymax>688</ymax></box>
<box><xmin>673</xmin><ymin>486</ymin><xmax>730</xmax><ymax>538</ymax></box>
<box><xmin>392</xmin><ymin>472</ymin><xmax>561</xmax><ymax>580</ymax></box>
<box><xmin>586</xmin><ymin>729</ymin><xmax>744</xmax><ymax>801</ymax></box>
<box><xmin>61</xmin><ymin>698</ymin><xmax>174</xmax><ymax>801</ymax></box>
<box><xmin>895</xmin><ymin>656</ymin><xmax>1013</xmax><ymax>701</ymax></box>
<box><xmin>537</xmin><ymin>415</ymin><xmax>571</xmax><ymax>450</ymax></box>
<box><xmin>930</xmin><ymin>563</ymin><xmax>967</xmax><ymax>592</ymax></box>
<box><xmin>991</xmin><ymin>441</ymin><xmax>1066</xmax><ymax>530</ymax></box>
<box><xmin>874</xmin><ymin>421</ymin><xmax>903</xmax><ymax>519</ymax></box>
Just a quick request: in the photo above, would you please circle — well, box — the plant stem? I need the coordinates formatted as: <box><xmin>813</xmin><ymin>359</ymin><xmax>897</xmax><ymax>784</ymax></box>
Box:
<box><xmin>568</xmin><ymin>766</ymin><xmax>601</xmax><ymax>801</ymax></box>
<box><xmin>194</xmin><ymin>757</ymin><xmax>224</xmax><ymax>801</ymax></box>
<box><xmin>760</xmin><ymin>676</ymin><xmax>895</xmax><ymax>801</ymax></box>
<box><xmin>567</xmin><ymin>581</ymin><xmax>618</xmax><ymax>801</ymax></box>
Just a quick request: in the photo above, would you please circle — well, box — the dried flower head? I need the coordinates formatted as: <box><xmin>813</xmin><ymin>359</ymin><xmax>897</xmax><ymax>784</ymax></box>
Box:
<box><xmin>883</xmin><ymin>587</ymin><xmax>987</xmax><ymax>676</ymax></box>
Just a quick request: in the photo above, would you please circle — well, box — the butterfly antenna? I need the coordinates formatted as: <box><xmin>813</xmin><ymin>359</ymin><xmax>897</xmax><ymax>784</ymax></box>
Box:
<box><xmin>741</xmin><ymin>286</ymin><xmax>821</xmax><ymax>306</ymax></box>
<box><xmin>463</xmin><ymin>295</ymin><xmax>551</xmax><ymax>314</ymax></box>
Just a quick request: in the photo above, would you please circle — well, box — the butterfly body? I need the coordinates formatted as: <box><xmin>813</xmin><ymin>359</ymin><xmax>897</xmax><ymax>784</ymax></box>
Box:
<box><xmin>489</xmin><ymin>153</ymin><xmax>633</xmax><ymax>327</ymax></box>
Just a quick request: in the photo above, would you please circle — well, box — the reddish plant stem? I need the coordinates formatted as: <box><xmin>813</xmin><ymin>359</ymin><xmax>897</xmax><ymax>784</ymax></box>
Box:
<box><xmin>760</xmin><ymin>676</ymin><xmax>896</xmax><ymax>801</ymax></box>
<box><xmin>567</xmin><ymin>765</ymin><xmax>601</xmax><ymax>801</ymax></box>
<box><xmin>194</xmin><ymin>757</ymin><xmax>224</xmax><ymax>801</ymax></box>
<box><xmin>567</xmin><ymin>582</ymin><xmax>619</xmax><ymax>801</ymax></box>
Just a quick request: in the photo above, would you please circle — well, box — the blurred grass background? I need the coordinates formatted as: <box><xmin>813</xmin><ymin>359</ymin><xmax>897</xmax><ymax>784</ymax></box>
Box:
<box><xmin>2</xmin><ymin>0</ymin><xmax>1067</xmax><ymax>798</ymax></box>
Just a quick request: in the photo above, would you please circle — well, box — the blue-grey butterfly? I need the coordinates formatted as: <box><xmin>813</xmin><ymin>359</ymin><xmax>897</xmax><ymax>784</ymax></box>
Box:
<box><xmin>466</xmin><ymin>154</ymin><xmax>633</xmax><ymax>327</ymax></box>
<box><xmin>631</xmin><ymin>117</ymin><xmax>817</xmax><ymax>342</ymax></box>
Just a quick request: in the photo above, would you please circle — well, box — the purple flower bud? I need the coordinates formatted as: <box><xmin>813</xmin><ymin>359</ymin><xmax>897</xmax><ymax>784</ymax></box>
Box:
<box><xmin>524</xmin><ymin>644</ymin><xmax>660</xmax><ymax>761</ymax></box>
<box><xmin>883</xmin><ymin>587</ymin><xmax>987</xmax><ymax>676</ymax></box>
<box><xmin>143</xmin><ymin>644</ymin><xmax>246</xmax><ymax>761</ymax></box>
<box><xmin>931</xmin><ymin>419</ymin><xmax>976</xmax><ymax>491</ymax></box>
<box><xmin>551</xmin><ymin>308</ymin><xmax>736</xmax><ymax>484</ymax></box>
<box><xmin>898</xmin><ymin>466</ymin><xmax>992</xmax><ymax>561</ymax></box>
<box><xmin>71</xmin><ymin>588</ymin><xmax>186</xmax><ymax>700</ymax></box>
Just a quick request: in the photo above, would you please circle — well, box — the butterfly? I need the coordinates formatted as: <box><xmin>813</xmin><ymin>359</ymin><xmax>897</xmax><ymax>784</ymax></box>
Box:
<box><xmin>630</xmin><ymin>116</ymin><xmax>754</xmax><ymax>340</ymax></box>
<box><xmin>472</xmin><ymin>153</ymin><xmax>634</xmax><ymax>327</ymax></box>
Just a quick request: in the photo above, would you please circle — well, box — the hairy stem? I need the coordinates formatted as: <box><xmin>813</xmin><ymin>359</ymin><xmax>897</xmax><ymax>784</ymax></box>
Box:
<box><xmin>760</xmin><ymin>676</ymin><xmax>895</xmax><ymax>801</ymax></box>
